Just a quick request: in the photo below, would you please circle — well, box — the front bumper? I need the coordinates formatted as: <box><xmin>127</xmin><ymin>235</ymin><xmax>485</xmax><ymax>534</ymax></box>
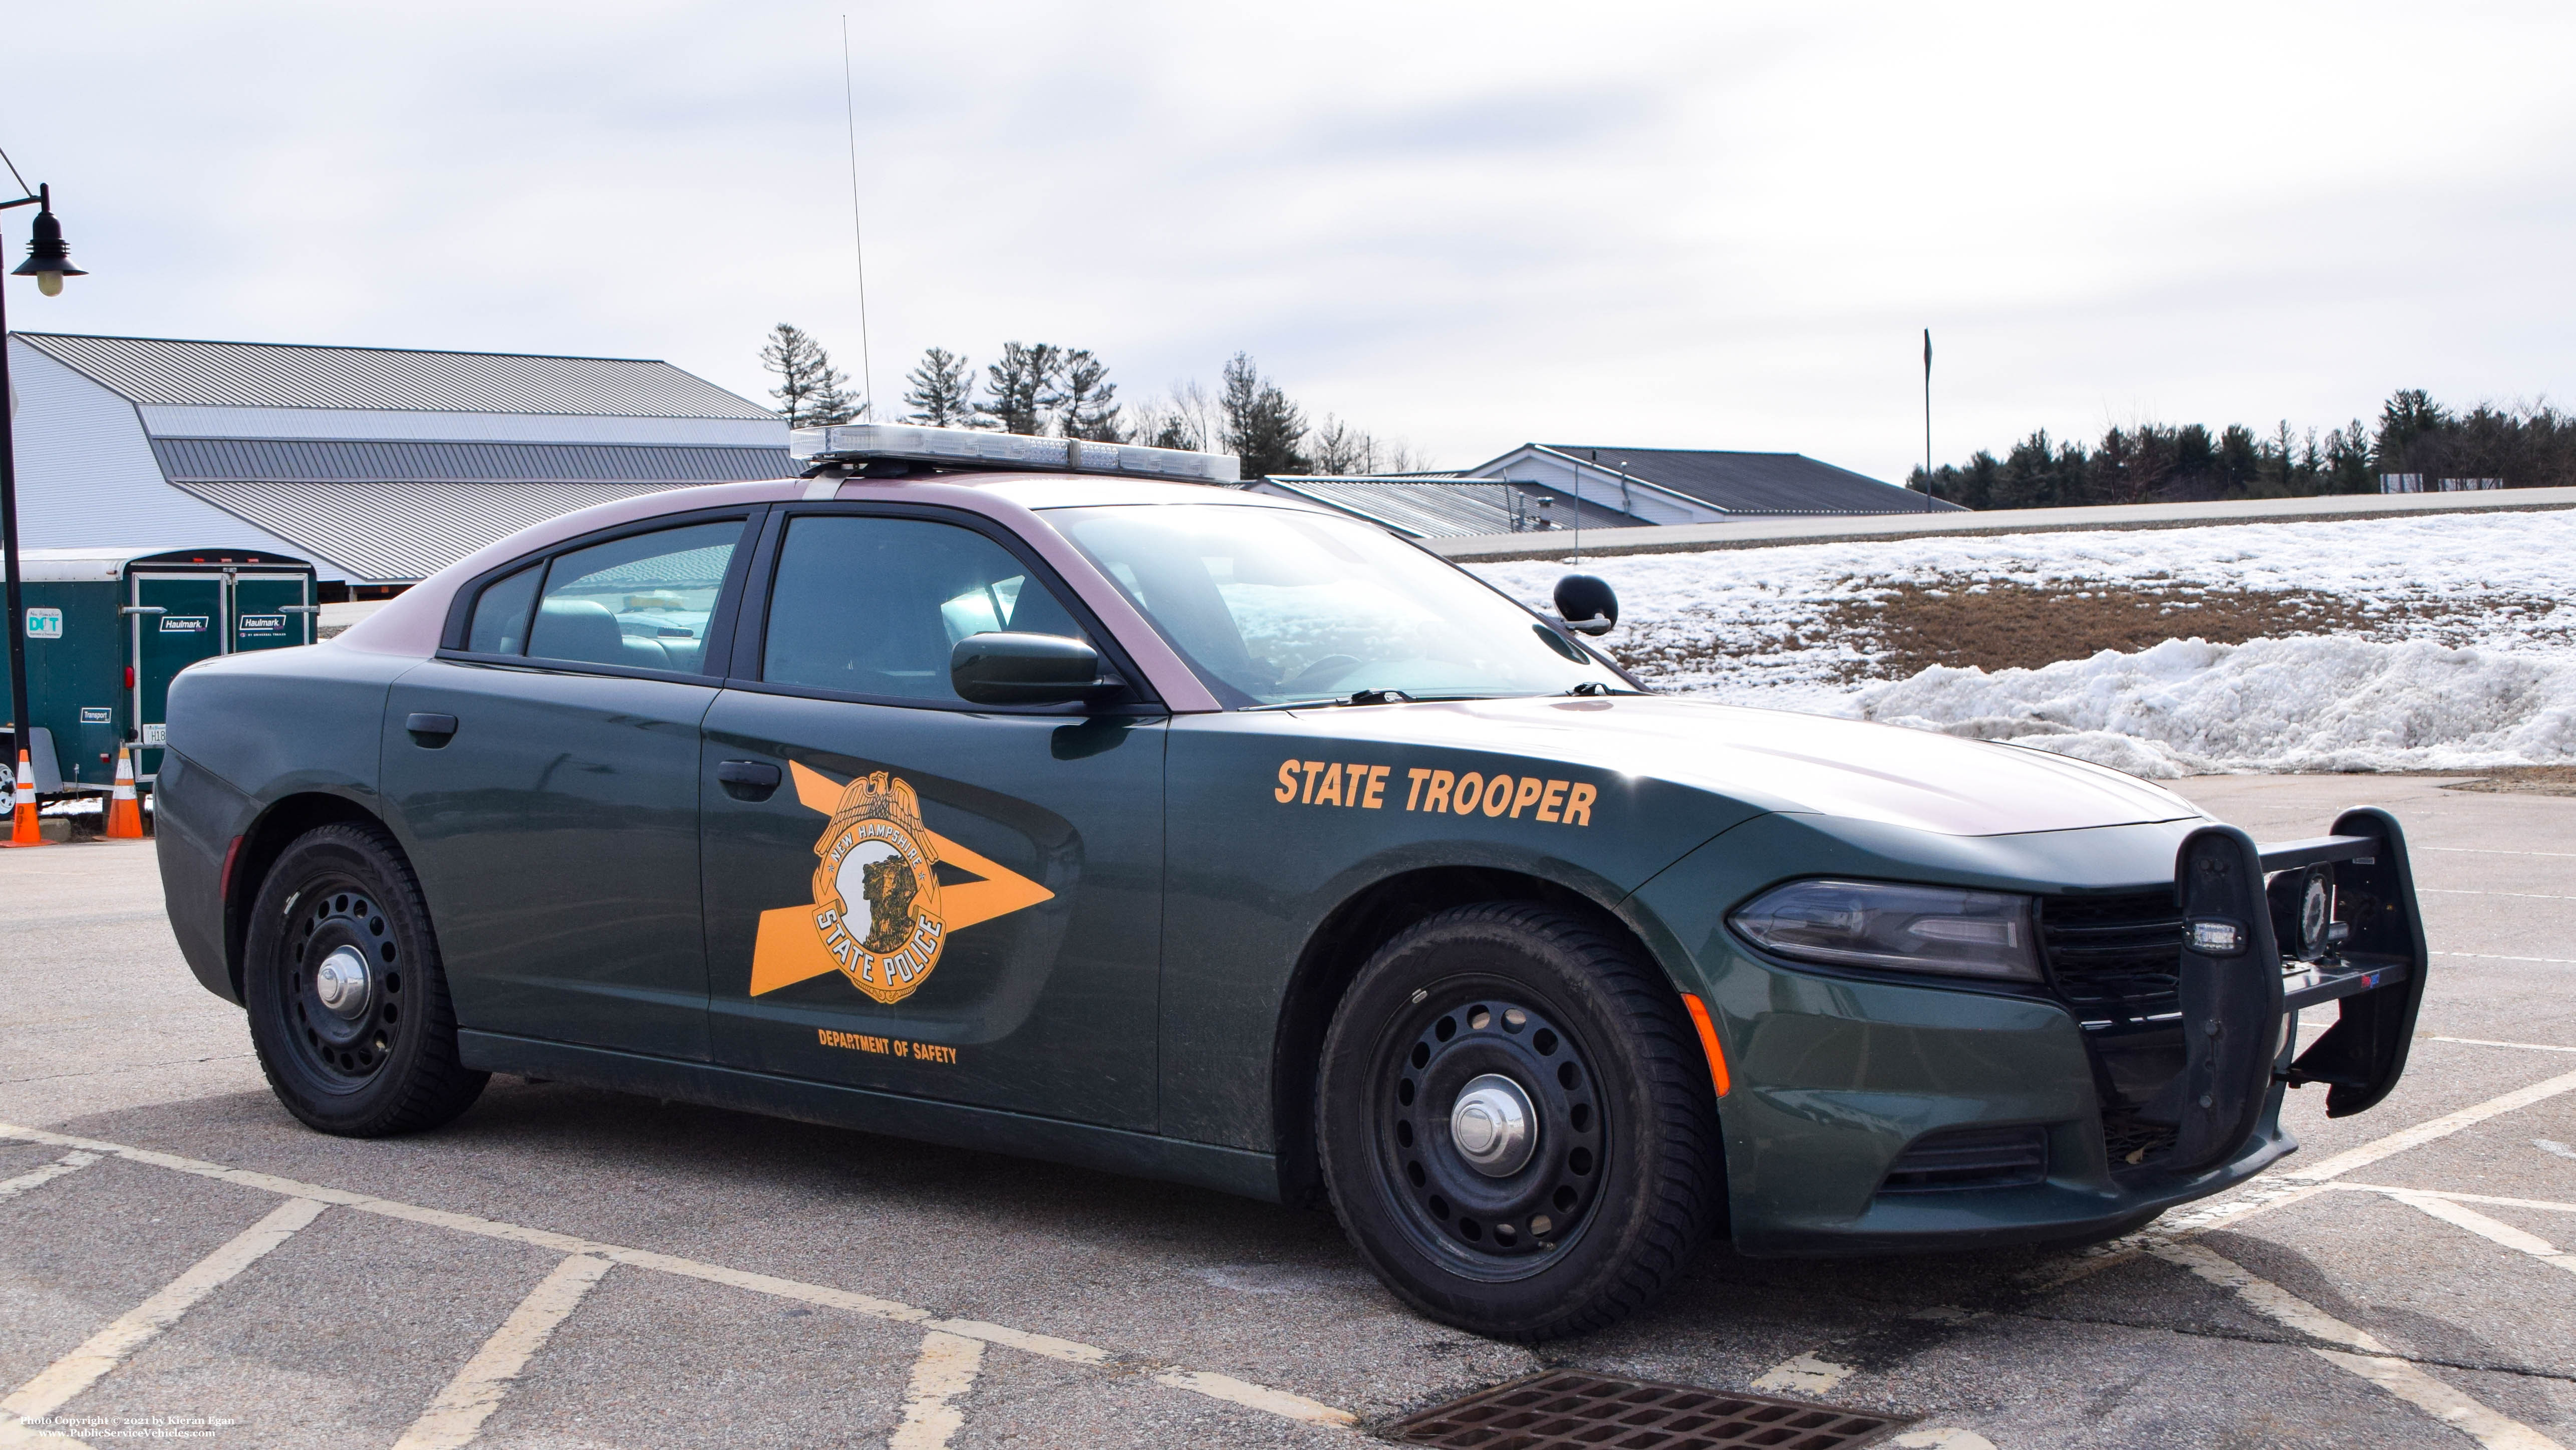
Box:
<box><xmin>1627</xmin><ymin>806</ymin><xmax>2427</xmax><ymax>1258</ymax></box>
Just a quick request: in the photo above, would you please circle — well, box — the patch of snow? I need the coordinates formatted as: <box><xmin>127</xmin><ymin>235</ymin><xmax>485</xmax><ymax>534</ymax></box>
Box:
<box><xmin>1473</xmin><ymin>511</ymin><xmax>2576</xmax><ymax>774</ymax></box>
<box><xmin>1857</xmin><ymin>637</ymin><xmax>2576</xmax><ymax>774</ymax></box>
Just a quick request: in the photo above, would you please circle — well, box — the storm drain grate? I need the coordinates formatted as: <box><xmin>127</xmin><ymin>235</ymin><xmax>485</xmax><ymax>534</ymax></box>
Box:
<box><xmin>1386</xmin><ymin>1370</ymin><xmax>1909</xmax><ymax>1450</ymax></box>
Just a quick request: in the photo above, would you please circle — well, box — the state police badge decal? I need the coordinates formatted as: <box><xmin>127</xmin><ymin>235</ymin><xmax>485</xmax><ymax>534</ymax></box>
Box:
<box><xmin>811</xmin><ymin>771</ymin><xmax>947</xmax><ymax>1004</ymax></box>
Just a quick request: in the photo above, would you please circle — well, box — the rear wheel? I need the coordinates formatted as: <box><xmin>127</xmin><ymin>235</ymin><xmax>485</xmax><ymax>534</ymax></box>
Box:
<box><xmin>1316</xmin><ymin>902</ymin><xmax>1721</xmax><ymax>1340</ymax></box>
<box><xmin>243</xmin><ymin>822</ymin><xmax>487</xmax><ymax>1136</ymax></box>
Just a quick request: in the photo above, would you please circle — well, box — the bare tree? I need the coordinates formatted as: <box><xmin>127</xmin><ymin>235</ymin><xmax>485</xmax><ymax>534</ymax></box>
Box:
<box><xmin>1130</xmin><ymin>380</ymin><xmax>1223</xmax><ymax>453</ymax></box>
<box><xmin>1305</xmin><ymin>414</ymin><xmax>1427</xmax><ymax>474</ymax></box>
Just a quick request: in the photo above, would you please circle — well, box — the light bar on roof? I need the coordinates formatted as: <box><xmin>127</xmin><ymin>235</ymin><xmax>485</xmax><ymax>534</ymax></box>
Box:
<box><xmin>788</xmin><ymin>422</ymin><xmax>1241</xmax><ymax>485</ymax></box>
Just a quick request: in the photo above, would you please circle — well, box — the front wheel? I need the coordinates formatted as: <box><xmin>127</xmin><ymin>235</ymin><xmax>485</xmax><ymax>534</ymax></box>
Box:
<box><xmin>243</xmin><ymin>822</ymin><xmax>487</xmax><ymax>1136</ymax></box>
<box><xmin>1316</xmin><ymin>903</ymin><xmax>1722</xmax><ymax>1340</ymax></box>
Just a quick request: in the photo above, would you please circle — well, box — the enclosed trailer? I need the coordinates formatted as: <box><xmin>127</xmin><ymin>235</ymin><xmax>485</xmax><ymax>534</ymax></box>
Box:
<box><xmin>6</xmin><ymin>546</ymin><xmax>317</xmax><ymax>795</ymax></box>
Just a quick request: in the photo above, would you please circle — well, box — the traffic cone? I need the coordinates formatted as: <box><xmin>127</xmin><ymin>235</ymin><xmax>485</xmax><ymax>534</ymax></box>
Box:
<box><xmin>5</xmin><ymin>746</ymin><xmax>45</xmax><ymax>848</ymax></box>
<box><xmin>105</xmin><ymin>743</ymin><xmax>144</xmax><ymax>839</ymax></box>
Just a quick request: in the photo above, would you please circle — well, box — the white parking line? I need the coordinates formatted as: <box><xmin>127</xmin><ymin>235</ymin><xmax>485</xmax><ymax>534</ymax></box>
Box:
<box><xmin>0</xmin><ymin>1197</ymin><xmax>327</xmax><ymax>1425</ymax></box>
<box><xmin>2425</xmin><ymin>847</ymin><xmax>2576</xmax><ymax>859</ymax></box>
<box><xmin>2381</xmin><ymin>1192</ymin><xmax>2576</xmax><ymax>1280</ymax></box>
<box><xmin>2333</xmin><ymin>1183</ymin><xmax>2576</xmax><ymax>1215</ymax></box>
<box><xmin>2311</xmin><ymin>1351</ymin><xmax>2564</xmax><ymax>1450</ymax></box>
<box><xmin>2287</xmin><ymin>1069</ymin><xmax>2576</xmax><ymax>1183</ymax></box>
<box><xmin>2432</xmin><ymin>1037</ymin><xmax>2576</xmax><ymax>1054</ymax></box>
<box><xmin>1150</xmin><ymin>1372</ymin><xmax>1357</xmax><ymax>1428</ymax></box>
<box><xmin>2154</xmin><ymin>1242</ymin><xmax>2563</xmax><ymax>1450</ymax></box>
<box><xmin>0</xmin><ymin>1151</ymin><xmax>97</xmax><ymax>1204</ymax></box>
<box><xmin>391</xmin><ymin>1255</ymin><xmax>614</xmax><ymax>1450</ymax></box>
<box><xmin>889</xmin><ymin>1332</ymin><xmax>986</xmax><ymax>1450</ymax></box>
<box><xmin>2434</xmin><ymin>952</ymin><xmax>2576</xmax><ymax>965</ymax></box>
<box><xmin>2418</xmin><ymin>889</ymin><xmax>2576</xmax><ymax>901</ymax></box>
<box><xmin>0</xmin><ymin>1123</ymin><xmax>1349</xmax><ymax>1435</ymax></box>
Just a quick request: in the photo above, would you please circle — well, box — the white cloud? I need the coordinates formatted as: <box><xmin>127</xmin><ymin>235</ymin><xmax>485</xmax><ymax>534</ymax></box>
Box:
<box><xmin>5</xmin><ymin>0</ymin><xmax>2570</xmax><ymax>477</ymax></box>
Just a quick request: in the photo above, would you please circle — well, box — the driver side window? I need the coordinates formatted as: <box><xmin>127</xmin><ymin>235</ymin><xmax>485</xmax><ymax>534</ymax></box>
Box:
<box><xmin>760</xmin><ymin>514</ymin><xmax>1088</xmax><ymax>704</ymax></box>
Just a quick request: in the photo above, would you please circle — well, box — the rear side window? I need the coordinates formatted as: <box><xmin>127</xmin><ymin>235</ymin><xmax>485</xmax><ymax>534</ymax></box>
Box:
<box><xmin>466</xmin><ymin>563</ymin><xmax>541</xmax><ymax>655</ymax></box>
<box><xmin>517</xmin><ymin>520</ymin><xmax>743</xmax><ymax>674</ymax></box>
<box><xmin>761</xmin><ymin>515</ymin><xmax>1087</xmax><ymax>702</ymax></box>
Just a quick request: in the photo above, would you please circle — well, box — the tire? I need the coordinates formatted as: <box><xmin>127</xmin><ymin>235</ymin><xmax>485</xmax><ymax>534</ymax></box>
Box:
<box><xmin>1316</xmin><ymin>902</ymin><xmax>1722</xmax><ymax>1341</ymax></box>
<box><xmin>243</xmin><ymin>822</ymin><xmax>488</xmax><ymax>1136</ymax></box>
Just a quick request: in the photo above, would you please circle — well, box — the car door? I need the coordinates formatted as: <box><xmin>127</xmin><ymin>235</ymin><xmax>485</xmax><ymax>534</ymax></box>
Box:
<box><xmin>382</xmin><ymin>512</ymin><xmax>757</xmax><ymax>1062</ymax></box>
<box><xmin>700</xmin><ymin>505</ymin><xmax>1165</xmax><ymax>1131</ymax></box>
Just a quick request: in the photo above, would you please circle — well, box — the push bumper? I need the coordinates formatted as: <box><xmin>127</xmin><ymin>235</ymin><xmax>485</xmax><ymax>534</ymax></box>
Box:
<box><xmin>1654</xmin><ymin>807</ymin><xmax>2429</xmax><ymax>1258</ymax></box>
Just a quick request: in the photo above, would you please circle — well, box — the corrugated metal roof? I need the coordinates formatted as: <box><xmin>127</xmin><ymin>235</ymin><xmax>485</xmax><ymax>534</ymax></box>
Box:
<box><xmin>1532</xmin><ymin>446</ymin><xmax>1965</xmax><ymax>514</ymax></box>
<box><xmin>16</xmin><ymin>332</ymin><xmax>777</xmax><ymax>419</ymax></box>
<box><xmin>1260</xmin><ymin>478</ymin><xmax>1646</xmax><ymax>538</ymax></box>
<box><xmin>168</xmin><ymin>479</ymin><xmax>698</xmax><ymax>583</ymax></box>
<box><xmin>152</xmin><ymin>436</ymin><xmax>792</xmax><ymax>484</ymax></box>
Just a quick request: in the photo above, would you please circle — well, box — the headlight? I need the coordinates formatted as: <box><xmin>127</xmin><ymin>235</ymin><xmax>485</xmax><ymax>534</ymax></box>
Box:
<box><xmin>1729</xmin><ymin>879</ymin><xmax>2042</xmax><ymax>984</ymax></box>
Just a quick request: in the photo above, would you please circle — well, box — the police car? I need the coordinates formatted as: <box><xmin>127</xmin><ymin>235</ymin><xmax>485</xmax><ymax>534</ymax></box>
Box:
<box><xmin>155</xmin><ymin>424</ymin><xmax>2428</xmax><ymax>1340</ymax></box>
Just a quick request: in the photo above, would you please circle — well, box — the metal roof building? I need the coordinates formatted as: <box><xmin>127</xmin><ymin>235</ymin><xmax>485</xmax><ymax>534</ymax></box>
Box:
<box><xmin>1462</xmin><ymin>444</ymin><xmax>1962</xmax><ymax>520</ymax></box>
<box><xmin>5</xmin><ymin>332</ymin><xmax>790</xmax><ymax>587</ymax></box>
<box><xmin>1250</xmin><ymin>475</ymin><xmax>1650</xmax><ymax>538</ymax></box>
<box><xmin>1246</xmin><ymin>444</ymin><xmax>1960</xmax><ymax>541</ymax></box>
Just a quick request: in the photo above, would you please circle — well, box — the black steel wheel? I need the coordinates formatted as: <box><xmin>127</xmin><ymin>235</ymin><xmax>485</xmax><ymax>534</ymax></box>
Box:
<box><xmin>1375</xmin><ymin>993</ymin><xmax>1605</xmax><ymax>1274</ymax></box>
<box><xmin>244</xmin><ymin>822</ymin><xmax>486</xmax><ymax>1136</ymax></box>
<box><xmin>1317</xmin><ymin>902</ymin><xmax>1723</xmax><ymax>1341</ymax></box>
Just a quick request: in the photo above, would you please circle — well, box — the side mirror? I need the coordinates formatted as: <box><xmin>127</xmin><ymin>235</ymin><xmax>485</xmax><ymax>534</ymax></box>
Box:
<box><xmin>1553</xmin><ymin>573</ymin><xmax>1618</xmax><ymax>636</ymax></box>
<box><xmin>951</xmin><ymin>632</ymin><xmax>1122</xmax><ymax>706</ymax></box>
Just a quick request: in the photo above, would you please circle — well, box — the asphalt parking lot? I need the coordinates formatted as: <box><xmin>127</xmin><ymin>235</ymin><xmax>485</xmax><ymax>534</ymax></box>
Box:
<box><xmin>3</xmin><ymin>774</ymin><xmax>2572</xmax><ymax>1449</ymax></box>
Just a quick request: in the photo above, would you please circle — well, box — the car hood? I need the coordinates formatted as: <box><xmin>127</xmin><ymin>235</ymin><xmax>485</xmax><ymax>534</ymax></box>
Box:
<box><xmin>1286</xmin><ymin>694</ymin><xmax>2202</xmax><ymax>837</ymax></box>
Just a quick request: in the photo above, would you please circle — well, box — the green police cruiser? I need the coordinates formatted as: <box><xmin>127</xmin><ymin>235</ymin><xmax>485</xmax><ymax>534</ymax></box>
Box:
<box><xmin>155</xmin><ymin>423</ymin><xmax>2429</xmax><ymax>1340</ymax></box>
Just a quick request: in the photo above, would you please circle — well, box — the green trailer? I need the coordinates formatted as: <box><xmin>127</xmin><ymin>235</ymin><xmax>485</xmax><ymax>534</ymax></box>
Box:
<box><xmin>6</xmin><ymin>546</ymin><xmax>317</xmax><ymax>797</ymax></box>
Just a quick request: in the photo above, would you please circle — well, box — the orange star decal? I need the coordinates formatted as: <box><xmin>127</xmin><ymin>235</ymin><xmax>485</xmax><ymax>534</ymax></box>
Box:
<box><xmin>748</xmin><ymin>761</ymin><xmax>1055</xmax><ymax>1001</ymax></box>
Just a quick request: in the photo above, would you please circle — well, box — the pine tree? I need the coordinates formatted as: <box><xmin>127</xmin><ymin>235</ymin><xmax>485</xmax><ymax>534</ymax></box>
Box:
<box><xmin>1219</xmin><ymin>352</ymin><xmax>1309</xmax><ymax>477</ymax></box>
<box><xmin>978</xmin><ymin>342</ymin><xmax>1063</xmax><ymax>436</ymax></box>
<box><xmin>902</xmin><ymin>348</ymin><xmax>978</xmax><ymax>427</ymax></box>
<box><xmin>1055</xmin><ymin>350</ymin><xmax>1123</xmax><ymax>441</ymax></box>
<box><xmin>759</xmin><ymin>323</ymin><xmax>862</xmax><ymax>426</ymax></box>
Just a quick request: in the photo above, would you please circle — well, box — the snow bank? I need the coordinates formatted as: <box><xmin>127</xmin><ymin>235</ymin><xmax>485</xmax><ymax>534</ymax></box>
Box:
<box><xmin>1472</xmin><ymin>510</ymin><xmax>2576</xmax><ymax>774</ymax></box>
<box><xmin>1854</xmin><ymin>636</ymin><xmax>2576</xmax><ymax>776</ymax></box>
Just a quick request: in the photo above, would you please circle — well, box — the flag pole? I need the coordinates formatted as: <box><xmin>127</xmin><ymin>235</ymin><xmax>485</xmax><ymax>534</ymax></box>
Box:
<box><xmin>1921</xmin><ymin>328</ymin><xmax>1933</xmax><ymax>489</ymax></box>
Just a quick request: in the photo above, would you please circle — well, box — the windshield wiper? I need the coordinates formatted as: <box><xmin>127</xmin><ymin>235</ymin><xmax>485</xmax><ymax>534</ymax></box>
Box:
<box><xmin>1245</xmin><ymin>688</ymin><xmax>1418</xmax><ymax>712</ymax></box>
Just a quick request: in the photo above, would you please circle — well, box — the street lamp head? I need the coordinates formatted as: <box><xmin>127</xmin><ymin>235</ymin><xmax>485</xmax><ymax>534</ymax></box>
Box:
<box><xmin>12</xmin><ymin>193</ymin><xmax>85</xmax><ymax>297</ymax></box>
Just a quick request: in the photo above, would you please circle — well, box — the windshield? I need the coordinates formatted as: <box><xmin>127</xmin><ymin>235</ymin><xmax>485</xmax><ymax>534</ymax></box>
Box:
<box><xmin>1046</xmin><ymin>503</ymin><xmax>1625</xmax><ymax>707</ymax></box>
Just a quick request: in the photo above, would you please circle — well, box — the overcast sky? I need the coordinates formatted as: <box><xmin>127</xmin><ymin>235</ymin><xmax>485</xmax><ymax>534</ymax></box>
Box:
<box><xmin>6</xmin><ymin>1</ymin><xmax>2572</xmax><ymax>479</ymax></box>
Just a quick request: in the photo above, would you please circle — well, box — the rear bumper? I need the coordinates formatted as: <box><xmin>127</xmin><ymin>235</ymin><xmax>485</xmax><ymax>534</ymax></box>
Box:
<box><xmin>152</xmin><ymin>748</ymin><xmax>255</xmax><ymax>1006</ymax></box>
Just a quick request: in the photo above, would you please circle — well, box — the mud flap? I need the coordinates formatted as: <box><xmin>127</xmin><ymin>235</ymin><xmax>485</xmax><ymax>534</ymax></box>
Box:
<box><xmin>2282</xmin><ymin>807</ymin><xmax>2430</xmax><ymax>1118</ymax></box>
<box><xmin>2161</xmin><ymin>825</ymin><xmax>2286</xmax><ymax>1172</ymax></box>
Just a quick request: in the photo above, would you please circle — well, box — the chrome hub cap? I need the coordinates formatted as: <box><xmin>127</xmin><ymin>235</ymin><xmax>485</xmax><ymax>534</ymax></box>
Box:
<box><xmin>1450</xmin><ymin>1074</ymin><xmax>1536</xmax><ymax>1176</ymax></box>
<box><xmin>314</xmin><ymin>945</ymin><xmax>372</xmax><ymax>1019</ymax></box>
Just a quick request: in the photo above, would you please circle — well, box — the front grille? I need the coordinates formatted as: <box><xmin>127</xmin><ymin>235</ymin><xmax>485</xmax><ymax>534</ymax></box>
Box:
<box><xmin>1878</xmin><ymin>1124</ymin><xmax>2050</xmax><ymax>1193</ymax></box>
<box><xmin>1389</xmin><ymin>1371</ymin><xmax>1908</xmax><ymax>1450</ymax></box>
<box><xmin>2040</xmin><ymin>891</ymin><xmax>2183</xmax><ymax>1027</ymax></box>
<box><xmin>2102</xmin><ymin>1112</ymin><xmax>2180</xmax><ymax>1167</ymax></box>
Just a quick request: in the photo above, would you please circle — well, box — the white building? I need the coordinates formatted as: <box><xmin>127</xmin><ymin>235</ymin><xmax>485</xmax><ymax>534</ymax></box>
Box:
<box><xmin>5</xmin><ymin>332</ymin><xmax>788</xmax><ymax>590</ymax></box>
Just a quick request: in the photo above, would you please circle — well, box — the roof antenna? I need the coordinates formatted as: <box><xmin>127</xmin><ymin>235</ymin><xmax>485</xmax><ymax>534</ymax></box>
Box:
<box><xmin>840</xmin><ymin>16</ymin><xmax>878</xmax><ymax>420</ymax></box>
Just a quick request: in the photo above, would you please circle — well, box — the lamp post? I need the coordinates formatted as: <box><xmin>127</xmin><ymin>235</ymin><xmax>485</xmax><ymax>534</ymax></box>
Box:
<box><xmin>2</xmin><ymin>181</ymin><xmax>88</xmax><ymax>824</ymax></box>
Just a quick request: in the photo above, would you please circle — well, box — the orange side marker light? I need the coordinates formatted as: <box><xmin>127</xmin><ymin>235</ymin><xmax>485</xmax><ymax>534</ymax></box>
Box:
<box><xmin>1680</xmin><ymin>993</ymin><xmax>1730</xmax><ymax>1098</ymax></box>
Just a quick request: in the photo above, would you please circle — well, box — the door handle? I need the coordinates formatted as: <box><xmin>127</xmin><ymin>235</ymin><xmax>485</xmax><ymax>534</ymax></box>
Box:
<box><xmin>406</xmin><ymin>712</ymin><xmax>459</xmax><ymax>747</ymax></box>
<box><xmin>717</xmin><ymin>759</ymin><xmax>783</xmax><ymax>800</ymax></box>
